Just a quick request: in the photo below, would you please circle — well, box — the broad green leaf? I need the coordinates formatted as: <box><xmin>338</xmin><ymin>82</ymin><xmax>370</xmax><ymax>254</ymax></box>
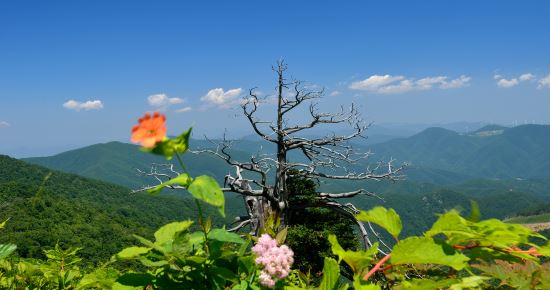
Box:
<box><xmin>328</xmin><ymin>234</ymin><xmax>378</xmax><ymax>274</ymax></box>
<box><xmin>353</xmin><ymin>275</ymin><xmax>382</xmax><ymax>290</ymax></box>
<box><xmin>537</xmin><ymin>245</ymin><xmax>550</xmax><ymax>257</ymax></box>
<box><xmin>188</xmin><ymin>175</ymin><xmax>225</xmax><ymax>217</ymax></box>
<box><xmin>115</xmin><ymin>272</ymin><xmax>155</xmax><ymax>287</ymax></box>
<box><xmin>473</xmin><ymin>219</ymin><xmax>544</xmax><ymax>248</ymax></box>
<box><xmin>208</xmin><ymin>228</ymin><xmax>245</xmax><ymax>244</ymax></box>
<box><xmin>425</xmin><ymin>210</ymin><xmax>475</xmax><ymax>239</ymax></box>
<box><xmin>237</xmin><ymin>255</ymin><xmax>255</xmax><ymax>275</ymax></box>
<box><xmin>449</xmin><ymin>276</ymin><xmax>490</xmax><ymax>290</ymax></box>
<box><xmin>391</xmin><ymin>237</ymin><xmax>469</xmax><ymax>270</ymax></box>
<box><xmin>154</xmin><ymin>220</ymin><xmax>193</xmax><ymax>246</ymax></box>
<box><xmin>209</xmin><ymin>265</ymin><xmax>237</xmax><ymax>281</ymax></box>
<box><xmin>318</xmin><ymin>257</ymin><xmax>340</xmax><ymax>290</ymax></box>
<box><xmin>115</xmin><ymin>246</ymin><xmax>150</xmax><ymax>260</ymax></box>
<box><xmin>137</xmin><ymin>257</ymin><xmax>169</xmax><ymax>267</ymax></box>
<box><xmin>0</xmin><ymin>244</ymin><xmax>16</xmax><ymax>259</ymax></box>
<box><xmin>112</xmin><ymin>282</ymin><xmax>142</xmax><ymax>290</ymax></box>
<box><xmin>473</xmin><ymin>260</ymin><xmax>539</xmax><ymax>289</ymax></box>
<box><xmin>147</xmin><ymin>173</ymin><xmax>192</xmax><ymax>195</ymax></box>
<box><xmin>396</xmin><ymin>278</ymin><xmax>458</xmax><ymax>290</ymax></box>
<box><xmin>356</xmin><ymin>207</ymin><xmax>402</xmax><ymax>239</ymax></box>
<box><xmin>132</xmin><ymin>234</ymin><xmax>155</xmax><ymax>248</ymax></box>
<box><xmin>77</xmin><ymin>268</ymin><xmax>119</xmax><ymax>289</ymax></box>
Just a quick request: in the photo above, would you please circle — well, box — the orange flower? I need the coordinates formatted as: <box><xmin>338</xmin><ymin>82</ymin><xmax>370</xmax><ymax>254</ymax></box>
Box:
<box><xmin>131</xmin><ymin>112</ymin><xmax>167</xmax><ymax>148</ymax></box>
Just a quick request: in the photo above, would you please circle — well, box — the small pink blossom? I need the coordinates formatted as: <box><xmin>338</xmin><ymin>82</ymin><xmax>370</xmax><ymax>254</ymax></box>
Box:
<box><xmin>252</xmin><ymin>234</ymin><xmax>294</xmax><ymax>288</ymax></box>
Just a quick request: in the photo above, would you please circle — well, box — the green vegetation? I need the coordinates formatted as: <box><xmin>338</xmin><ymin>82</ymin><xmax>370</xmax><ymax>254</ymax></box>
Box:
<box><xmin>3</xmin><ymin>118</ymin><xmax>550</xmax><ymax>289</ymax></box>
<box><xmin>506</xmin><ymin>213</ymin><xmax>550</xmax><ymax>224</ymax></box>
<box><xmin>0</xmin><ymin>154</ymin><xmax>225</xmax><ymax>264</ymax></box>
<box><xmin>286</xmin><ymin>173</ymin><xmax>359</xmax><ymax>276</ymax></box>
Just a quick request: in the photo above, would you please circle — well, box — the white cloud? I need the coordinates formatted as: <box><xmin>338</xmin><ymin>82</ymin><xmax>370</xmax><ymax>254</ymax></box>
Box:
<box><xmin>349</xmin><ymin>75</ymin><xmax>404</xmax><ymax>91</ymax></box>
<box><xmin>0</xmin><ymin>120</ymin><xmax>9</xmax><ymax>128</ymax></box>
<box><xmin>349</xmin><ymin>74</ymin><xmax>470</xmax><ymax>94</ymax></box>
<box><xmin>200</xmin><ymin>88</ymin><xmax>243</xmax><ymax>108</ymax></box>
<box><xmin>175</xmin><ymin>106</ymin><xmax>192</xmax><ymax>113</ymax></box>
<box><xmin>147</xmin><ymin>94</ymin><xmax>184</xmax><ymax>110</ymax></box>
<box><xmin>329</xmin><ymin>90</ymin><xmax>341</xmax><ymax>96</ymax></box>
<box><xmin>441</xmin><ymin>75</ymin><xmax>471</xmax><ymax>89</ymax></box>
<box><xmin>377</xmin><ymin>79</ymin><xmax>414</xmax><ymax>94</ymax></box>
<box><xmin>538</xmin><ymin>74</ymin><xmax>550</xmax><ymax>89</ymax></box>
<box><xmin>519</xmin><ymin>73</ymin><xmax>535</xmax><ymax>81</ymax></box>
<box><xmin>63</xmin><ymin>99</ymin><xmax>104</xmax><ymax>111</ymax></box>
<box><xmin>496</xmin><ymin>72</ymin><xmax>536</xmax><ymax>88</ymax></box>
<box><xmin>416</xmin><ymin>76</ymin><xmax>448</xmax><ymax>90</ymax></box>
<box><xmin>497</xmin><ymin>78</ymin><xmax>519</xmax><ymax>88</ymax></box>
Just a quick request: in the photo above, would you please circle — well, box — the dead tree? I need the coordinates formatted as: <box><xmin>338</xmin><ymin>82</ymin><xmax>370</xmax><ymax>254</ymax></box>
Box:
<box><xmin>192</xmin><ymin>61</ymin><xmax>404</xmax><ymax>250</ymax></box>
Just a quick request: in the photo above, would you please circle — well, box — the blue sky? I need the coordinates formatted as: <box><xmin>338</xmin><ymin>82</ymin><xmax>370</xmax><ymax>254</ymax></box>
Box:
<box><xmin>1</xmin><ymin>0</ymin><xmax>549</xmax><ymax>157</ymax></box>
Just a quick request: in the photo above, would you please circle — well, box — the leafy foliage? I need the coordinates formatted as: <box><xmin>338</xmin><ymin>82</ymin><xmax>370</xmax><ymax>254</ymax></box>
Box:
<box><xmin>286</xmin><ymin>173</ymin><xmax>359</xmax><ymax>276</ymax></box>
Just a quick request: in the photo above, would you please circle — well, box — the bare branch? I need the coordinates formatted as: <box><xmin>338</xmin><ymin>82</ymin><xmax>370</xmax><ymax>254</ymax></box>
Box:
<box><xmin>241</xmin><ymin>89</ymin><xmax>276</xmax><ymax>143</ymax></box>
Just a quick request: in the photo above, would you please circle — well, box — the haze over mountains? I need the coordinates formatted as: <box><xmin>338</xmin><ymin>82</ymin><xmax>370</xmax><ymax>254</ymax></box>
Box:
<box><xmin>24</xmin><ymin>124</ymin><xmax>550</xmax><ymax>185</ymax></box>
<box><xmin>2</xmin><ymin>123</ymin><xmax>550</xmax><ymax>255</ymax></box>
<box><xmin>22</xmin><ymin>124</ymin><xmax>550</xmax><ymax>218</ymax></box>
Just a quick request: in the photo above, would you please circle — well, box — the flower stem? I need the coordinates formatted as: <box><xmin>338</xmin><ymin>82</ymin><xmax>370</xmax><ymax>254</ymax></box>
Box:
<box><xmin>363</xmin><ymin>253</ymin><xmax>391</xmax><ymax>281</ymax></box>
<box><xmin>174</xmin><ymin>152</ymin><xmax>189</xmax><ymax>174</ymax></box>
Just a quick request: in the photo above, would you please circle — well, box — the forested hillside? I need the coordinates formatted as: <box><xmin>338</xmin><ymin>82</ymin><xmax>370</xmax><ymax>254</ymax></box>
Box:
<box><xmin>21</xmin><ymin>140</ymin><xmax>550</xmax><ymax>237</ymax></box>
<box><xmin>0</xmin><ymin>155</ymin><xmax>239</xmax><ymax>264</ymax></box>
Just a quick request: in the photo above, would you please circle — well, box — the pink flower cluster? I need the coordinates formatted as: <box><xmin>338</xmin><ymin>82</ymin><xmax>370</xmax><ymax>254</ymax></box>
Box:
<box><xmin>252</xmin><ymin>234</ymin><xmax>294</xmax><ymax>288</ymax></box>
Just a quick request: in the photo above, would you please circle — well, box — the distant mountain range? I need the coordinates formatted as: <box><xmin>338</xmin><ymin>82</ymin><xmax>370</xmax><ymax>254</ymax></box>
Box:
<box><xmin>20</xmin><ymin>124</ymin><xmax>550</xmax><ymax>230</ymax></box>
<box><xmin>368</xmin><ymin>124</ymin><xmax>550</xmax><ymax>179</ymax></box>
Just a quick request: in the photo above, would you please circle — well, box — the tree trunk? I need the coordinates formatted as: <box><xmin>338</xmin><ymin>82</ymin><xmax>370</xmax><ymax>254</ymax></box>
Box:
<box><xmin>275</xmin><ymin>64</ymin><xmax>289</xmax><ymax>227</ymax></box>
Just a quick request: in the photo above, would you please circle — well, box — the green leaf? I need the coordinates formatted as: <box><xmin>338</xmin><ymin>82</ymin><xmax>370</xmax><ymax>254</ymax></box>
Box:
<box><xmin>353</xmin><ymin>275</ymin><xmax>382</xmax><ymax>290</ymax></box>
<box><xmin>133</xmin><ymin>234</ymin><xmax>155</xmax><ymax>248</ymax></box>
<box><xmin>328</xmin><ymin>234</ymin><xmax>378</xmax><ymax>274</ymax></box>
<box><xmin>276</xmin><ymin>227</ymin><xmax>288</xmax><ymax>244</ymax></box>
<box><xmin>356</xmin><ymin>207</ymin><xmax>402</xmax><ymax>239</ymax></box>
<box><xmin>0</xmin><ymin>218</ymin><xmax>9</xmax><ymax>230</ymax></box>
<box><xmin>209</xmin><ymin>265</ymin><xmax>237</xmax><ymax>281</ymax></box>
<box><xmin>188</xmin><ymin>175</ymin><xmax>225</xmax><ymax>217</ymax></box>
<box><xmin>144</xmin><ymin>128</ymin><xmax>193</xmax><ymax>160</ymax></box>
<box><xmin>208</xmin><ymin>228</ymin><xmax>245</xmax><ymax>244</ymax></box>
<box><xmin>115</xmin><ymin>246</ymin><xmax>150</xmax><ymax>260</ymax></box>
<box><xmin>147</xmin><ymin>173</ymin><xmax>192</xmax><ymax>195</ymax></box>
<box><xmin>115</xmin><ymin>272</ymin><xmax>155</xmax><ymax>287</ymax></box>
<box><xmin>77</xmin><ymin>268</ymin><xmax>119</xmax><ymax>289</ymax></box>
<box><xmin>0</xmin><ymin>244</ymin><xmax>16</xmax><ymax>259</ymax></box>
<box><xmin>397</xmin><ymin>278</ymin><xmax>458</xmax><ymax>290</ymax></box>
<box><xmin>318</xmin><ymin>257</ymin><xmax>340</xmax><ymax>290</ymax></box>
<box><xmin>170</xmin><ymin>127</ymin><xmax>192</xmax><ymax>155</ymax></box>
<box><xmin>112</xmin><ymin>282</ymin><xmax>142</xmax><ymax>290</ymax></box>
<box><xmin>425</xmin><ymin>210</ymin><xmax>475</xmax><ymax>238</ymax></box>
<box><xmin>232</xmin><ymin>280</ymin><xmax>248</xmax><ymax>290</ymax></box>
<box><xmin>237</xmin><ymin>255</ymin><xmax>255</xmax><ymax>275</ymax></box>
<box><xmin>154</xmin><ymin>220</ymin><xmax>193</xmax><ymax>246</ymax></box>
<box><xmin>391</xmin><ymin>237</ymin><xmax>469</xmax><ymax>270</ymax></box>
<box><xmin>448</xmin><ymin>276</ymin><xmax>490</xmax><ymax>290</ymax></box>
